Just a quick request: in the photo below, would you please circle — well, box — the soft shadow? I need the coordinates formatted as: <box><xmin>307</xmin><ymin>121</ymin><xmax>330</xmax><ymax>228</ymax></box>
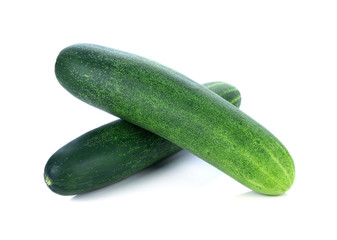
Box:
<box><xmin>235</xmin><ymin>191</ymin><xmax>288</xmax><ymax>199</ymax></box>
<box><xmin>71</xmin><ymin>150</ymin><xmax>190</xmax><ymax>201</ymax></box>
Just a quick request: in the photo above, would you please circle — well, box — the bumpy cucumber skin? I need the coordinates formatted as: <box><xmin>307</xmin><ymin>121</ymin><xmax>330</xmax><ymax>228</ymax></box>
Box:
<box><xmin>55</xmin><ymin>44</ymin><xmax>295</xmax><ymax>195</ymax></box>
<box><xmin>45</xmin><ymin>82</ymin><xmax>241</xmax><ymax>195</ymax></box>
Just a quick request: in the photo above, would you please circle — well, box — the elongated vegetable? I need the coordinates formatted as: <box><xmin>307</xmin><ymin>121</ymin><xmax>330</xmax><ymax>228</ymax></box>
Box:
<box><xmin>44</xmin><ymin>82</ymin><xmax>241</xmax><ymax>195</ymax></box>
<box><xmin>55</xmin><ymin>43</ymin><xmax>295</xmax><ymax>195</ymax></box>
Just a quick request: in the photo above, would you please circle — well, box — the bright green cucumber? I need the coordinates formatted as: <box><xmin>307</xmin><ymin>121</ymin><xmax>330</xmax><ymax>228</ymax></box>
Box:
<box><xmin>45</xmin><ymin>82</ymin><xmax>241</xmax><ymax>195</ymax></box>
<box><xmin>55</xmin><ymin>43</ymin><xmax>295</xmax><ymax>195</ymax></box>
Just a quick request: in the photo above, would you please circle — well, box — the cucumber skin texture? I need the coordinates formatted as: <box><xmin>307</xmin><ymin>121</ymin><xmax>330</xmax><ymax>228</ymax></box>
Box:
<box><xmin>45</xmin><ymin>82</ymin><xmax>241</xmax><ymax>195</ymax></box>
<box><xmin>55</xmin><ymin>44</ymin><xmax>295</xmax><ymax>195</ymax></box>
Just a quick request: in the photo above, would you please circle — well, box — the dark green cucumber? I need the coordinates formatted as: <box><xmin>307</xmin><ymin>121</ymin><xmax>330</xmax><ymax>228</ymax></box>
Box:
<box><xmin>55</xmin><ymin>43</ymin><xmax>295</xmax><ymax>195</ymax></box>
<box><xmin>45</xmin><ymin>82</ymin><xmax>241</xmax><ymax>195</ymax></box>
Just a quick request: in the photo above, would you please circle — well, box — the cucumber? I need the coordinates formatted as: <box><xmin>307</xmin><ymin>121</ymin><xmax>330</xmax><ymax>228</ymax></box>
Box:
<box><xmin>45</xmin><ymin>82</ymin><xmax>241</xmax><ymax>195</ymax></box>
<box><xmin>55</xmin><ymin>43</ymin><xmax>295</xmax><ymax>195</ymax></box>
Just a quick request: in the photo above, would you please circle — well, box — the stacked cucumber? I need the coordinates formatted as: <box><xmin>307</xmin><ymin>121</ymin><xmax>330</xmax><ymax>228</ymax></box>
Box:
<box><xmin>45</xmin><ymin>44</ymin><xmax>295</xmax><ymax>196</ymax></box>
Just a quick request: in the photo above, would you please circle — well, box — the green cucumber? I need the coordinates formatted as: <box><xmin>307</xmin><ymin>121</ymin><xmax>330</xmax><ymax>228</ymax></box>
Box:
<box><xmin>45</xmin><ymin>82</ymin><xmax>241</xmax><ymax>195</ymax></box>
<box><xmin>55</xmin><ymin>43</ymin><xmax>295</xmax><ymax>195</ymax></box>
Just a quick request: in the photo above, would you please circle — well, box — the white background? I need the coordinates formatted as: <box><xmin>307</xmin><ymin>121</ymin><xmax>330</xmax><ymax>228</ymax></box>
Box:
<box><xmin>1</xmin><ymin>0</ymin><xmax>336</xmax><ymax>239</ymax></box>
